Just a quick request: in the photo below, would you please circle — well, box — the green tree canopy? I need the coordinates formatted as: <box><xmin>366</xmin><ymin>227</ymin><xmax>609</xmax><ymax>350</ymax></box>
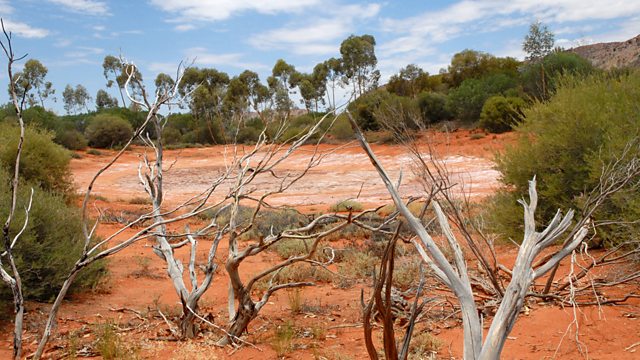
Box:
<box><xmin>95</xmin><ymin>89</ymin><xmax>118</xmax><ymax>109</ymax></box>
<box><xmin>9</xmin><ymin>59</ymin><xmax>55</xmax><ymax>108</ymax></box>
<box><xmin>340</xmin><ymin>34</ymin><xmax>379</xmax><ymax>96</ymax></box>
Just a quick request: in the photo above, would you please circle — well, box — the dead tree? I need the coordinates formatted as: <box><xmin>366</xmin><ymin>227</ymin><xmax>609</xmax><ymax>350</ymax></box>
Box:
<box><xmin>0</xmin><ymin>19</ymin><xmax>31</xmax><ymax>360</ymax></box>
<box><xmin>127</xmin><ymin>64</ymin><xmax>233</xmax><ymax>339</ymax></box>
<box><xmin>31</xmin><ymin>62</ymin><xmax>211</xmax><ymax>359</ymax></box>
<box><xmin>349</xmin><ymin>112</ymin><xmax>594</xmax><ymax>360</ymax></box>
<box><xmin>361</xmin><ymin>223</ymin><xmax>429</xmax><ymax>360</ymax></box>
<box><xmin>215</xmin><ymin>111</ymin><xmax>397</xmax><ymax>345</ymax></box>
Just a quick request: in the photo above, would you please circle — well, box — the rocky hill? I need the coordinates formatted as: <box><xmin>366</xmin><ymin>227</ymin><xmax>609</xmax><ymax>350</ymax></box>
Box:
<box><xmin>570</xmin><ymin>34</ymin><xmax>640</xmax><ymax>69</ymax></box>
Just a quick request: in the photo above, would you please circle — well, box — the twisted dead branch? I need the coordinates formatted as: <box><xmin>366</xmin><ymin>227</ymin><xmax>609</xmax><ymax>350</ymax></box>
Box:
<box><xmin>349</xmin><ymin>111</ymin><xmax>591</xmax><ymax>360</ymax></box>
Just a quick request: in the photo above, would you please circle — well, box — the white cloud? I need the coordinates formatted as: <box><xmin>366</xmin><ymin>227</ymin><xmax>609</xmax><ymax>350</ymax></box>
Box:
<box><xmin>249</xmin><ymin>3</ymin><xmax>381</xmax><ymax>55</ymax></box>
<box><xmin>47</xmin><ymin>0</ymin><xmax>109</xmax><ymax>16</ymax></box>
<box><xmin>150</xmin><ymin>0</ymin><xmax>321</xmax><ymax>22</ymax></box>
<box><xmin>379</xmin><ymin>0</ymin><xmax>640</xmax><ymax>58</ymax></box>
<box><xmin>0</xmin><ymin>0</ymin><xmax>13</xmax><ymax>15</ymax></box>
<box><xmin>1</xmin><ymin>20</ymin><xmax>49</xmax><ymax>38</ymax></box>
<box><xmin>186</xmin><ymin>47</ymin><xmax>268</xmax><ymax>70</ymax></box>
<box><xmin>54</xmin><ymin>38</ymin><xmax>73</xmax><ymax>48</ymax></box>
<box><xmin>174</xmin><ymin>24</ymin><xmax>196</xmax><ymax>32</ymax></box>
<box><xmin>148</xmin><ymin>62</ymin><xmax>178</xmax><ymax>74</ymax></box>
<box><xmin>65</xmin><ymin>46</ymin><xmax>103</xmax><ymax>58</ymax></box>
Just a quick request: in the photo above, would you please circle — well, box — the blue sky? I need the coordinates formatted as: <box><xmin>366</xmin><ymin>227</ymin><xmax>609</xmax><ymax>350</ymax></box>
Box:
<box><xmin>1</xmin><ymin>0</ymin><xmax>639</xmax><ymax>114</ymax></box>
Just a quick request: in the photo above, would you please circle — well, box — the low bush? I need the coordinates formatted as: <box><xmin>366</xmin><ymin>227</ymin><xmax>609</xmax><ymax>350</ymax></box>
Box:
<box><xmin>446</xmin><ymin>73</ymin><xmax>518</xmax><ymax>123</ymax></box>
<box><xmin>409</xmin><ymin>332</ymin><xmax>442</xmax><ymax>359</ymax></box>
<box><xmin>417</xmin><ymin>92</ymin><xmax>451</xmax><ymax>124</ymax></box>
<box><xmin>0</xmin><ymin>167</ymin><xmax>107</xmax><ymax>303</ymax></box>
<box><xmin>272</xmin><ymin>238</ymin><xmax>312</xmax><ymax>259</ymax></box>
<box><xmin>55</xmin><ymin>129</ymin><xmax>88</xmax><ymax>150</ymax></box>
<box><xmin>0</xmin><ymin>123</ymin><xmax>72</xmax><ymax>194</ymax></box>
<box><xmin>328</xmin><ymin>115</ymin><xmax>353</xmax><ymax>141</ymax></box>
<box><xmin>198</xmin><ymin>205</ymin><xmax>309</xmax><ymax>241</ymax></box>
<box><xmin>95</xmin><ymin>321</ymin><xmax>140</xmax><ymax>360</ymax></box>
<box><xmin>87</xmin><ymin>148</ymin><xmax>103</xmax><ymax>156</ymax></box>
<box><xmin>489</xmin><ymin>72</ymin><xmax>640</xmax><ymax>244</ymax></box>
<box><xmin>337</xmin><ymin>249</ymin><xmax>378</xmax><ymax>279</ymax></box>
<box><xmin>236</xmin><ymin>126</ymin><xmax>262</xmax><ymax>144</ymax></box>
<box><xmin>162</xmin><ymin>127</ymin><xmax>182</xmax><ymax>145</ymax></box>
<box><xmin>330</xmin><ymin>199</ymin><xmax>364</xmax><ymax>212</ymax></box>
<box><xmin>85</xmin><ymin>114</ymin><xmax>133</xmax><ymax>148</ymax></box>
<box><xmin>479</xmin><ymin>96</ymin><xmax>526</xmax><ymax>133</ymax></box>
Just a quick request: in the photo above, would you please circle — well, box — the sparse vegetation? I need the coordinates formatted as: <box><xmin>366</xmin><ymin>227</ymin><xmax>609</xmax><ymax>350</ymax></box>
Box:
<box><xmin>2</xmin><ymin>8</ymin><xmax>638</xmax><ymax>360</ymax></box>
<box><xmin>95</xmin><ymin>321</ymin><xmax>140</xmax><ymax>360</ymax></box>
<box><xmin>330</xmin><ymin>199</ymin><xmax>364</xmax><ymax>212</ymax></box>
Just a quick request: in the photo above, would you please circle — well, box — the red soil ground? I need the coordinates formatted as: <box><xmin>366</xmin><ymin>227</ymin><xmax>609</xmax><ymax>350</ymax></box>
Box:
<box><xmin>1</xmin><ymin>129</ymin><xmax>639</xmax><ymax>359</ymax></box>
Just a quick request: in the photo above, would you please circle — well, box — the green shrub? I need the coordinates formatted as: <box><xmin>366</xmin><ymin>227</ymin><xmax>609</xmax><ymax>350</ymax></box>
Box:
<box><xmin>446</xmin><ymin>73</ymin><xmax>518</xmax><ymax>123</ymax></box>
<box><xmin>236</xmin><ymin>126</ymin><xmax>262</xmax><ymax>144</ymax></box>
<box><xmin>522</xmin><ymin>51</ymin><xmax>594</xmax><ymax>100</ymax></box>
<box><xmin>329</xmin><ymin>115</ymin><xmax>353</xmax><ymax>141</ymax></box>
<box><xmin>95</xmin><ymin>321</ymin><xmax>139</xmax><ymax>360</ymax></box>
<box><xmin>373</xmin><ymin>93</ymin><xmax>422</xmax><ymax>130</ymax></box>
<box><xmin>272</xmin><ymin>239</ymin><xmax>311</xmax><ymax>259</ymax></box>
<box><xmin>417</xmin><ymin>92</ymin><xmax>451</xmax><ymax>124</ymax></box>
<box><xmin>364</xmin><ymin>130</ymin><xmax>397</xmax><ymax>144</ymax></box>
<box><xmin>199</xmin><ymin>205</ymin><xmax>309</xmax><ymax>241</ymax></box>
<box><xmin>55</xmin><ymin>129</ymin><xmax>88</xmax><ymax>150</ymax></box>
<box><xmin>348</xmin><ymin>88</ymin><xmax>393</xmax><ymax>131</ymax></box>
<box><xmin>0</xmin><ymin>123</ymin><xmax>72</xmax><ymax>194</ymax></box>
<box><xmin>85</xmin><ymin>114</ymin><xmax>133</xmax><ymax>148</ymax></box>
<box><xmin>0</xmin><ymin>167</ymin><xmax>107</xmax><ymax>302</ymax></box>
<box><xmin>87</xmin><ymin>149</ymin><xmax>103</xmax><ymax>156</ymax></box>
<box><xmin>330</xmin><ymin>199</ymin><xmax>364</xmax><ymax>212</ymax></box>
<box><xmin>162</xmin><ymin>127</ymin><xmax>182</xmax><ymax>145</ymax></box>
<box><xmin>479</xmin><ymin>96</ymin><xmax>526</xmax><ymax>133</ymax></box>
<box><xmin>489</xmin><ymin>72</ymin><xmax>640</xmax><ymax>244</ymax></box>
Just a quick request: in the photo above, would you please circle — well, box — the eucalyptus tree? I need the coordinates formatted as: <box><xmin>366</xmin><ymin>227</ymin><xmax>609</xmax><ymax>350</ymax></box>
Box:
<box><xmin>224</xmin><ymin>70</ymin><xmax>270</xmax><ymax>118</ymax></box>
<box><xmin>95</xmin><ymin>89</ymin><xmax>118</xmax><ymax>109</ymax></box>
<box><xmin>102</xmin><ymin>55</ymin><xmax>144</xmax><ymax>107</ymax></box>
<box><xmin>297</xmin><ymin>63</ymin><xmax>327</xmax><ymax>112</ymax></box>
<box><xmin>177</xmin><ymin>67</ymin><xmax>230</xmax><ymax>142</ymax></box>
<box><xmin>268</xmin><ymin>59</ymin><xmax>299</xmax><ymax>114</ymax></box>
<box><xmin>9</xmin><ymin>59</ymin><xmax>54</xmax><ymax>108</ymax></box>
<box><xmin>323</xmin><ymin>57</ymin><xmax>343</xmax><ymax>110</ymax></box>
<box><xmin>340</xmin><ymin>34</ymin><xmax>379</xmax><ymax>97</ymax></box>
<box><xmin>62</xmin><ymin>84</ymin><xmax>92</xmax><ymax>114</ymax></box>
<box><xmin>386</xmin><ymin>64</ymin><xmax>431</xmax><ymax>98</ymax></box>
<box><xmin>522</xmin><ymin>21</ymin><xmax>555</xmax><ymax>98</ymax></box>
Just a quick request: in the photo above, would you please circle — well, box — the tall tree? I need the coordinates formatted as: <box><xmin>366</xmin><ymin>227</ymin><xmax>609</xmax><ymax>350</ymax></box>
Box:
<box><xmin>387</xmin><ymin>64</ymin><xmax>431</xmax><ymax>98</ymax></box>
<box><xmin>63</xmin><ymin>84</ymin><xmax>92</xmax><ymax>114</ymax></box>
<box><xmin>339</xmin><ymin>34</ymin><xmax>378</xmax><ymax>97</ymax></box>
<box><xmin>102</xmin><ymin>55</ymin><xmax>125</xmax><ymax>107</ymax></box>
<box><xmin>95</xmin><ymin>89</ymin><xmax>118</xmax><ymax>109</ymax></box>
<box><xmin>154</xmin><ymin>73</ymin><xmax>175</xmax><ymax>98</ymax></box>
<box><xmin>268</xmin><ymin>59</ymin><xmax>299</xmax><ymax>114</ymax></box>
<box><xmin>523</xmin><ymin>21</ymin><xmax>555</xmax><ymax>98</ymax></box>
<box><xmin>9</xmin><ymin>59</ymin><xmax>54</xmax><ymax>108</ymax></box>
<box><xmin>298</xmin><ymin>64</ymin><xmax>327</xmax><ymax>112</ymax></box>
<box><xmin>178</xmin><ymin>67</ymin><xmax>230</xmax><ymax>142</ymax></box>
<box><xmin>102</xmin><ymin>55</ymin><xmax>144</xmax><ymax>107</ymax></box>
<box><xmin>323</xmin><ymin>57</ymin><xmax>343</xmax><ymax>110</ymax></box>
